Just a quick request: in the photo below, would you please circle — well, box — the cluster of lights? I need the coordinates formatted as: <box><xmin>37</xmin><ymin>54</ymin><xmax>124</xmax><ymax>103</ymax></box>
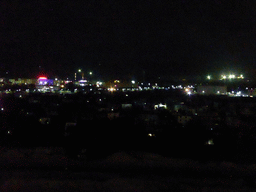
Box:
<box><xmin>38</xmin><ymin>76</ymin><xmax>48</xmax><ymax>85</ymax></box>
<box><xmin>184</xmin><ymin>86</ymin><xmax>194</xmax><ymax>95</ymax></box>
<box><xmin>172</xmin><ymin>85</ymin><xmax>183</xmax><ymax>89</ymax></box>
<box><xmin>96</xmin><ymin>81</ymin><xmax>103</xmax><ymax>87</ymax></box>
<box><xmin>220</xmin><ymin>74</ymin><xmax>244</xmax><ymax>80</ymax></box>
<box><xmin>207</xmin><ymin>74</ymin><xmax>244</xmax><ymax>80</ymax></box>
<box><xmin>108</xmin><ymin>87</ymin><xmax>116</xmax><ymax>92</ymax></box>
<box><xmin>154</xmin><ymin>103</ymin><xmax>167</xmax><ymax>110</ymax></box>
<box><xmin>79</xmin><ymin>80</ymin><xmax>87</xmax><ymax>87</ymax></box>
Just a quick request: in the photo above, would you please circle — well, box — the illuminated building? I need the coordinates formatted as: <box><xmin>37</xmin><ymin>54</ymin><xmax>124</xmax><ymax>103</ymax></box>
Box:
<box><xmin>8</xmin><ymin>78</ymin><xmax>37</xmax><ymax>85</ymax></box>
<box><xmin>37</xmin><ymin>76</ymin><xmax>53</xmax><ymax>85</ymax></box>
<box><xmin>79</xmin><ymin>80</ymin><xmax>87</xmax><ymax>86</ymax></box>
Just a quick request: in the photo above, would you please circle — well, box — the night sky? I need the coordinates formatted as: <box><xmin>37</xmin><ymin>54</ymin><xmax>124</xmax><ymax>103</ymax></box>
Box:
<box><xmin>0</xmin><ymin>1</ymin><xmax>256</xmax><ymax>80</ymax></box>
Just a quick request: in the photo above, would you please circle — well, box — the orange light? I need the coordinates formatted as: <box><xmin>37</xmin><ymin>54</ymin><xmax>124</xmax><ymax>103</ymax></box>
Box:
<box><xmin>38</xmin><ymin>76</ymin><xmax>47</xmax><ymax>80</ymax></box>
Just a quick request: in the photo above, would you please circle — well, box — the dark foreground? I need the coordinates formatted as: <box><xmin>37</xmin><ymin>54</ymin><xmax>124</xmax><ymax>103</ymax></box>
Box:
<box><xmin>0</xmin><ymin>147</ymin><xmax>256</xmax><ymax>191</ymax></box>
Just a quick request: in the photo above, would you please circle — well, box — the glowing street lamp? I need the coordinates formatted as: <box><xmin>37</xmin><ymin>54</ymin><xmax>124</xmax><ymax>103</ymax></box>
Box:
<box><xmin>89</xmin><ymin>71</ymin><xmax>92</xmax><ymax>75</ymax></box>
<box><xmin>207</xmin><ymin>75</ymin><xmax>211</xmax><ymax>80</ymax></box>
<box><xmin>239</xmin><ymin>74</ymin><xmax>244</xmax><ymax>79</ymax></box>
<box><xmin>229</xmin><ymin>74</ymin><xmax>235</xmax><ymax>79</ymax></box>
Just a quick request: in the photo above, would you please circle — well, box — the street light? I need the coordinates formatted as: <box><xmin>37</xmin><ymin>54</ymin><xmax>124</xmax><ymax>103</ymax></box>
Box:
<box><xmin>76</xmin><ymin>69</ymin><xmax>84</xmax><ymax>80</ymax></box>
<box><xmin>89</xmin><ymin>71</ymin><xmax>92</xmax><ymax>75</ymax></box>
<box><xmin>207</xmin><ymin>75</ymin><xmax>211</xmax><ymax>80</ymax></box>
<box><xmin>228</xmin><ymin>74</ymin><xmax>235</xmax><ymax>79</ymax></box>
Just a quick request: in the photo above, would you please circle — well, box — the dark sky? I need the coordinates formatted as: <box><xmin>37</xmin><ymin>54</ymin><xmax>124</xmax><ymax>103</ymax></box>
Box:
<box><xmin>0</xmin><ymin>0</ymin><xmax>256</xmax><ymax>80</ymax></box>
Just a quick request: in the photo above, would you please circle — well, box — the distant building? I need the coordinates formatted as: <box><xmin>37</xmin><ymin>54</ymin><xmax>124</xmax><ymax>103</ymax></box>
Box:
<box><xmin>197</xmin><ymin>85</ymin><xmax>227</xmax><ymax>95</ymax></box>
<box><xmin>8</xmin><ymin>78</ymin><xmax>37</xmax><ymax>85</ymax></box>
<box><xmin>37</xmin><ymin>77</ymin><xmax>53</xmax><ymax>86</ymax></box>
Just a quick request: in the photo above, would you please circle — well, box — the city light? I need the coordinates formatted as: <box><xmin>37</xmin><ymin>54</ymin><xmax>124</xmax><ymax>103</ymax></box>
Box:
<box><xmin>131</xmin><ymin>80</ymin><xmax>135</xmax><ymax>84</ymax></box>
<box><xmin>220</xmin><ymin>74</ymin><xmax>245</xmax><ymax>80</ymax></box>
<box><xmin>108</xmin><ymin>87</ymin><xmax>116</xmax><ymax>92</ymax></box>
<box><xmin>154</xmin><ymin>103</ymin><xmax>167</xmax><ymax>109</ymax></box>
<box><xmin>238</xmin><ymin>74</ymin><xmax>244</xmax><ymax>79</ymax></box>
<box><xmin>38</xmin><ymin>76</ymin><xmax>47</xmax><ymax>80</ymax></box>
<box><xmin>228</xmin><ymin>74</ymin><xmax>235</xmax><ymax>79</ymax></box>
<box><xmin>207</xmin><ymin>75</ymin><xmax>211</xmax><ymax>80</ymax></box>
<box><xmin>96</xmin><ymin>81</ymin><xmax>103</xmax><ymax>87</ymax></box>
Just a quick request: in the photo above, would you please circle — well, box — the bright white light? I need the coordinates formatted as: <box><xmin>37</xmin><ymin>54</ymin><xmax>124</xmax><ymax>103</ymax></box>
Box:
<box><xmin>109</xmin><ymin>87</ymin><xmax>116</xmax><ymax>92</ymax></box>
<box><xmin>202</xmin><ymin>90</ymin><xmax>205</xmax><ymax>93</ymax></box>
<box><xmin>229</xmin><ymin>74</ymin><xmax>235</xmax><ymax>79</ymax></box>
<box><xmin>206</xmin><ymin>139</ymin><xmax>214</xmax><ymax>145</ymax></box>
<box><xmin>96</xmin><ymin>81</ymin><xmax>102</xmax><ymax>87</ymax></box>
<box><xmin>154</xmin><ymin>103</ymin><xmax>167</xmax><ymax>109</ymax></box>
<box><xmin>131</xmin><ymin>80</ymin><xmax>135</xmax><ymax>84</ymax></box>
<box><xmin>207</xmin><ymin>75</ymin><xmax>211</xmax><ymax>80</ymax></box>
<box><xmin>1</xmin><ymin>108</ymin><xmax>4</xmax><ymax>111</ymax></box>
<box><xmin>221</xmin><ymin>75</ymin><xmax>227</xmax><ymax>80</ymax></box>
